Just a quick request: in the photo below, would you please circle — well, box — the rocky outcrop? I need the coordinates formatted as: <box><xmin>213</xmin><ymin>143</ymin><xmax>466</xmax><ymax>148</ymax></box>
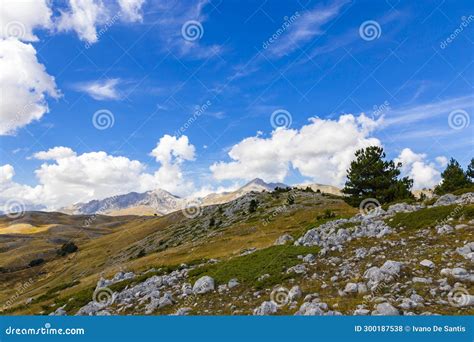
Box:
<box><xmin>193</xmin><ymin>276</ymin><xmax>215</xmax><ymax>294</ymax></box>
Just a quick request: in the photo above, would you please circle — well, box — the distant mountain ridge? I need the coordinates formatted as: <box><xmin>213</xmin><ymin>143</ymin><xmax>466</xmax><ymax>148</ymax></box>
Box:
<box><xmin>200</xmin><ymin>178</ymin><xmax>289</xmax><ymax>206</ymax></box>
<box><xmin>61</xmin><ymin>189</ymin><xmax>185</xmax><ymax>216</ymax></box>
<box><xmin>294</xmin><ymin>183</ymin><xmax>342</xmax><ymax>196</ymax></box>
<box><xmin>60</xmin><ymin>178</ymin><xmax>343</xmax><ymax>216</ymax></box>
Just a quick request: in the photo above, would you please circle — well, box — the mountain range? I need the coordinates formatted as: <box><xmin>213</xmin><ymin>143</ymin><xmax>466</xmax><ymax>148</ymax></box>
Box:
<box><xmin>61</xmin><ymin>178</ymin><xmax>342</xmax><ymax>216</ymax></box>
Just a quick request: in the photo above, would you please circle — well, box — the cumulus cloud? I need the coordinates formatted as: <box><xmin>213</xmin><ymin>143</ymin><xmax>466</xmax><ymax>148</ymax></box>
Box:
<box><xmin>211</xmin><ymin>114</ymin><xmax>381</xmax><ymax>186</ymax></box>
<box><xmin>0</xmin><ymin>0</ymin><xmax>148</xmax><ymax>135</ymax></box>
<box><xmin>0</xmin><ymin>0</ymin><xmax>52</xmax><ymax>41</ymax></box>
<box><xmin>0</xmin><ymin>135</ymin><xmax>196</xmax><ymax>210</ymax></box>
<box><xmin>56</xmin><ymin>0</ymin><xmax>146</xmax><ymax>44</ymax></box>
<box><xmin>76</xmin><ymin>78</ymin><xmax>121</xmax><ymax>100</ymax></box>
<box><xmin>0</xmin><ymin>164</ymin><xmax>44</xmax><ymax>210</ymax></box>
<box><xmin>435</xmin><ymin>156</ymin><xmax>448</xmax><ymax>168</ymax></box>
<box><xmin>0</xmin><ymin>164</ymin><xmax>15</xmax><ymax>184</ymax></box>
<box><xmin>0</xmin><ymin>154</ymin><xmax>137</xmax><ymax>210</ymax></box>
<box><xmin>0</xmin><ymin>38</ymin><xmax>59</xmax><ymax>135</ymax></box>
<box><xmin>33</xmin><ymin>146</ymin><xmax>77</xmax><ymax>160</ymax></box>
<box><xmin>150</xmin><ymin>135</ymin><xmax>196</xmax><ymax>164</ymax></box>
<box><xmin>118</xmin><ymin>0</ymin><xmax>145</xmax><ymax>22</ymax></box>
<box><xmin>395</xmin><ymin>148</ymin><xmax>442</xmax><ymax>189</ymax></box>
<box><xmin>144</xmin><ymin>135</ymin><xmax>196</xmax><ymax>195</ymax></box>
<box><xmin>56</xmin><ymin>0</ymin><xmax>107</xmax><ymax>44</ymax></box>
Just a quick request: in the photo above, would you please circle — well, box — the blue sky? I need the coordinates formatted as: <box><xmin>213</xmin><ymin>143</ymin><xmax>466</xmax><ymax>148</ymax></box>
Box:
<box><xmin>0</xmin><ymin>0</ymin><xmax>473</xmax><ymax>209</ymax></box>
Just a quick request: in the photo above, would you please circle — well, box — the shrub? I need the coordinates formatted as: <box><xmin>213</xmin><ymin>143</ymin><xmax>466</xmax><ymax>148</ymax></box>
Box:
<box><xmin>316</xmin><ymin>209</ymin><xmax>336</xmax><ymax>220</ymax></box>
<box><xmin>57</xmin><ymin>242</ymin><xmax>78</xmax><ymax>256</ymax></box>
<box><xmin>29</xmin><ymin>258</ymin><xmax>45</xmax><ymax>267</ymax></box>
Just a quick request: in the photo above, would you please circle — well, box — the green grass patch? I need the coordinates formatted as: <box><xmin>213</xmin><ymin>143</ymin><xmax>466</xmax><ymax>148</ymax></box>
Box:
<box><xmin>452</xmin><ymin>186</ymin><xmax>474</xmax><ymax>195</ymax></box>
<box><xmin>188</xmin><ymin>245</ymin><xmax>319</xmax><ymax>290</ymax></box>
<box><xmin>386</xmin><ymin>204</ymin><xmax>474</xmax><ymax>230</ymax></box>
<box><xmin>53</xmin><ymin>287</ymin><xmax>95</xmax><ymax>314</ymax></box>
<box><xmin>32</xmin><ymin>281</ymin><xmax>80</xmax><ymax>304</ymax></box>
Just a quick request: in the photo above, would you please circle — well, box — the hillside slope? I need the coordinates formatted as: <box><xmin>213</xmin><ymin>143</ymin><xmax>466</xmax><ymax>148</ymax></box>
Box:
<box><xmin>1</xmin><ymin>191</ymin><xmax>473</xmax><ymax>316</ymax></box>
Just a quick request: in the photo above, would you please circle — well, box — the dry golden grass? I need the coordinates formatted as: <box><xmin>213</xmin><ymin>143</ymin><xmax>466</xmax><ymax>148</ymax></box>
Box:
<box><xmin>0</xmin><ymin>223</ymin><xmax>55</xmax><ymax>235</ymax></box>
<box><xmin>0</xmin><ymin>191</ymin><xmax>356</xmax><ymax>314</ymax></box>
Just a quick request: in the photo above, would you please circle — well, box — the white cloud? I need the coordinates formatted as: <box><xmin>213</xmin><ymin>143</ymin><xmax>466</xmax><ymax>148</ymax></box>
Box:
<box><xmin>76</xmin><ymin>78</ymin><xmax>121</xmax><ymax>100</ymax></box>
<box><xmin>0</xmin><ymin>38</ymin><xmax>59</xmax><ymax>135</ymax></box>
<box><xmin>0</xmin><ymin>164</ymin><xmax>15</xmax><ymax>184</ymax></box>
<box><xmin>144</xmin><ymin>135</ymin><xmax>196</xmax><ymax>195</ymax></box>
<box><xmin>192</xmin><ymin>182</ymin><xmax>242</xmax><ymax>198</ymax></box>
<box><xmin>267</xmin><ymin>0</ymin><xmax>349</xmax><ymax>58</ymax></box>
<box><xmin>0</xmin><ymin>164</ymin><xmax>44</xmax><ymax>209</ymax></box>
<box><xmin>435</xmin><ymin>156</ymin><xmax>448</xmax><ymax>168</ymax></box>
<box><xmin>0</xmin><ymin>0</ymin><xmax>52</xmax><ymax>41</ymax></box>
<box><xmin>150</xmin><ymin>134</ymin><xmax>195</xmax><ymax>164</ymax></box>
<box><xmin>210</xmin><ymin>114</ymin><xmax>381</xmax><ymax>186</ymax></box>
<box><xmin>0</xmin><ymin>153</ymin><xmax>142</xmax><ymax>210</ymax></box>
<box><xmin>395</xmin><ymin>148</ymin><xmax>442</xmax><ymax>189</ymax></box>
<box><xmin>0</xmin><ymin>135</ymin><xmax>196</xmax><ymax>210</ymax></box>
<box><xmin>56</xmin><ymin>0</ymin><xmax>108</xmax><ymax>44</ymax></box>
<box><xmin>33</xmin><ymin>146</ymin><xmax>77</xmax><ymax>160</ymax></box>
<box><xmin>55</xmin><ymin>0</ymin><xmax>146</xmax><ymax>44</ymax></box>
<box><xmin>382</xmin><ymin>95</ymin><xmax>474</xmax><ymax>127</ymax></box>
<box><xmin>118</xmin><ymin>0</ymin><xmax>145</xmax><ymax>22</ymax></box>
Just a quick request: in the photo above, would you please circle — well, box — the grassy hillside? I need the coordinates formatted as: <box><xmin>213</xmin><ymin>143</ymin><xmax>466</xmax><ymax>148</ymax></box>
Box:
<box><xmin>0</xmin><ymin>190</ymin><xmax>356</xmax><ymax>314</ymax></box>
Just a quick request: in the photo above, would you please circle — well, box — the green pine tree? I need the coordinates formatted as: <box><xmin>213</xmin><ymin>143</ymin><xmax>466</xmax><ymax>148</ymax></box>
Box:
<box><xmin>248</xmin><ymin>199</ymin><xmax>258</xmax><ymax>213</ymax></box>
<box><xmin>467</xmin><ymin>158</ymin><xmax>474</xmax><ymax>180</ymax></box>
<box><xmin>342</xmin><ymin>146</ymin><xmax>413</xmax><ymax>206</ymax></box>
<box><xmin>434</xmin><ymin>158</ymin><xmax>472</xmax><ymax>194</ymax></box>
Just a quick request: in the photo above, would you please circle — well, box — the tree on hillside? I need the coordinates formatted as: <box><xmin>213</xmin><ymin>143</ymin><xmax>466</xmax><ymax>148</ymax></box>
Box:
<box><xmin>248</xmin><ymin>199</ymin><xmax>259</xmax><ymax>213</ymax></box>
<box><xmin>434</xmin><ymin>158</ymin><xmax>472</xmax><ymax>195</ymax></box>
<box><xmin>467</xmin><ymin>158</ymin><xmax>474</xmax><ymax>180</ymax></box>
<box><xmin>342</xmin><ymin>146</ymin><xmax>413</xmax><ymax>206</ymax></box>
